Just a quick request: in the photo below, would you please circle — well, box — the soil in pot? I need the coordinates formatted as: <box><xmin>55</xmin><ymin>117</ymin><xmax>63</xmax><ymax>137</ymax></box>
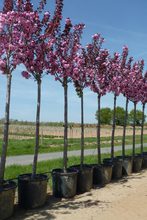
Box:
<box><xmin>70</xmin><ymin>164</ymin><xmax>93</xmax><ymax>194</ymax></box>
<box><xmin>52</xmin><ymin>168</ymin><xmax>77</xmax><ymax>198</ymax></box>
<box><xmin>18</xmin><ymin>173</ymin><xmax>48</xmax><ymax>209</ymax></box>
<box><xmin>0</xmin><ymin>180</ymin><xmax>17</xmax><ymax>220</ymax></box>
<box><xmin>133</xmin><ymin>155</ymin><xmax>143</xmax><ymax>173</ymax></box>
<box><xmin>142</xmin><ymin>152</ymin><xmax>147</xmax><ymax>169</ymax></box>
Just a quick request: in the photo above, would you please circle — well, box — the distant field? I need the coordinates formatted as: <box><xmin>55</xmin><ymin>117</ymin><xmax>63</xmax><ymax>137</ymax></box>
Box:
<box><xmin>0</xmin><ymin>124</ymin><xmax>147</xmax><ymax>139</ymax></box>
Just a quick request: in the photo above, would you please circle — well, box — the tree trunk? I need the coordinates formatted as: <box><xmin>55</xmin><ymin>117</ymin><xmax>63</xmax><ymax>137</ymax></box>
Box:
<box><xmin>132</xmin><ymin>102</ymin><xmax>137</xmax><ymax>157</ymax></box>
<box><xmin>0</xmin><ymin>73</ymin><xmax>12</xmax><ymax>183</ymax></box>
<box><xmin>97</xmin><ymin>94</ymin><xmax>101</xmax><ymax>164</ymax></box>
<box><xmin>122</xmin><ymin>98</ymin><xmax>129</xmax><ymax>157</ymax></box>
<box><xmin>32</xmin><ymin>80</ymin><xmax>41</xmax><ymax>178</ymax></box>
<box><xmin>141</xmin><ymin>103</ymin><xmax>145</xmax><ymax>154</ymax></box>
<box><xmin>80</xmin><ymin>90</ymin><xmax>84</xmax><ymax>167</ymax></box>
<box><xmin>111</xmin><ymin>94</ymin><xmax>117</xmax><ymax>159</ymax></box>
<box><xmin>63</xmin><ymin>78</ymin><xmax>68</xmax><ymax>171</ymax></box>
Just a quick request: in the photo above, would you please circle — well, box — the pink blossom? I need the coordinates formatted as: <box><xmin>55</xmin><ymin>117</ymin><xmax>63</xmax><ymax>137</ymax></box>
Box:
<box><xmin>22</xmin><ymin>71</ymin><xmax>31</xmax><ymax>79</ymax></box>
<box><xmin>92</xmin><ymin>33</ymin><xmax>100</xmax><ymax>40</ymax></box>
<box><xmin>0</xmin><ymin>60</ymin><xmax>6</xmax><ymax>69</ymax></box>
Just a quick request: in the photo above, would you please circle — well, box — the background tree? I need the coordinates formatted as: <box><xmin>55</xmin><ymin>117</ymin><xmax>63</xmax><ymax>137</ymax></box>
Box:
<box><xmin>128</xmin><ymin>109</ymin><xmax>146</xmax><ymax>126</ymax></box>
<box><xmin>112</xmin><ymin>107</ymin><xmax>125</xmax><ymax>126</ymax></box>
<box><xmin>95</xmin><ymin>107</ymin><xmax>112</xmax><ymax>125</ymax></box>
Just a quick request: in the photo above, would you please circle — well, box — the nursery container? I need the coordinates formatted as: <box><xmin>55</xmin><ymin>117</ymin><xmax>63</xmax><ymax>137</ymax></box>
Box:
<box><xmin>132</xmin><ymin>155</ymin><xmax>143</xmax><ymax>173</ymax></box>
<box><xmin>0</xmin><ymin>180</ymin><xmax>17</xmax><ymax>220</ymax></box>
<box><xmin>18</xmin><ymin>173</ymin><xmax>48</xmax><ymax>209</ymax></box>
<box><xmin>70</xmin><ymin>164</ymin><xmax>93</xmax><ymax>194</ymax></box>
<box><xmin>103</xmin><ymin>157</ymin><xmax>122</xmax><ymax>180</ymax></box>
<box><xmin>52</xmin><ymin>168</ymin><xmax>77</xmax><ymax>198</ymax></box>
<box><xmin>92</xmin><ymin>163</ymin><xmax>112</xmax><ymax>186</ymax></box>
<box><xmin>142</xmin><ymin>152</ymin><xmax>147</xmax><ymax>169</ymax></box>
<box><xmin>117</xmin><ymin>156</ymin><xmax>133</xmax><ymax>176</ymax></box>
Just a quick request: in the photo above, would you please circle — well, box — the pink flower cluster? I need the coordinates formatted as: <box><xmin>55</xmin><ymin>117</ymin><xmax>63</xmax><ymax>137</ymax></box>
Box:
<box><xmin>0</xmin><ymin>1</ymin><xmax>147</xmax><ymax>106</ymax></box>
<box><xmin>0</xmin><ymin>0</ymin><xmax>63</xmax><ymax>82</ymax></box>
<box><xmin>48</xmin><ymin>18</ymin><xmax>85</xmax><ymax>86</ymax></box>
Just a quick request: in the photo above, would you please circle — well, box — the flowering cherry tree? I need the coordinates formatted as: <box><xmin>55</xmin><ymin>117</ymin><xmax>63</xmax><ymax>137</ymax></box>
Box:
<box><xmin>0</xmin><ymin>9</ymin><xmax>39</xmax><ymax>184</ymax></box>
<box><xmin>121</xmin><ymin>56</ymin><xmax>133</xmax><ymax>157</ymax></box>
<box><xmin>127</xmin><ymin>60</ymin><xmax>144</xmax><ymax>156</ymax></box>
<box><xmin>139</xmin><ymin>71</ymin><xmax>147</xmax><ymax>153</ymax></box>
<box><xmin>108</xmin><ymin>46</ymin><xmax>129</xmax><ymax>159</ymax></box>
<box><xmin>48</xmin><ymin>18</ymin><xmax>84</xmax><ymax>170</ymax></box>
<box><xmin>83</xmin><ymin>34</ymin><xmax>109</xmax><ymax>164</ymax></box>
<box><xmin>20</xmin><ymin>1</ymin><xmax>63</xmax><ymax>177</ymax></box>
<box><xmin>72</xmin><ymin>49</ymin><xmax>88</xmax><ymax>167</ymax></box>
<box><xmin>0</xmin><ymin>0</ymin><xmax>63</xmax><ymax>182</ymax></box>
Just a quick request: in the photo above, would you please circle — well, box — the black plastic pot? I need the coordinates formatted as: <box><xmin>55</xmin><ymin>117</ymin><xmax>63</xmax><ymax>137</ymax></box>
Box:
<box><xmin>92</xmin><ymin>163</ymin><xmax>112</xmax><ymax>186</ymax></box>
<box><xmin>142</xmin><ymin>152</ymin><xmax>147</xmax><ymax>169</ymax></box>
<box><xmin>103</xmin><ymin>158</ymin><xmax>122</xmax><ymax>180</ymax></box>
<box><xmin>116</xmin><ymin>156</ymin><xmax>133</xmax><ymax>176</ymax></box>
<box><xmin>18</xmin><ymin>173</ymin><xmax>48</xmax><ymax>209</ymax></box>
<box><xmin>92</xmin><ymin>164</ymin><xmax>106</xmax><ymax>187</ymax></box>
<box><xmin>70</xmin><ymin>164</ymin><xmax>93</xmax><ymax>194</ymax></box>
<box><xmin>132</xmin><ymin>155</ymin><xmax>143</xmax><ymax>173</ymax></box>
<box><xmin>52</xmin><ymin>168</ymin><xmax>77</xmax><ymax>198</ymax></box>
<box><xmin>103</xmin><ymin>163</ymin><xmax>113</xmax><ymax>184</ymax></box>
<box><xmin>0</xmin><ymin>180</ymin><xmax>17</xmax><ymax>220</ymax></box>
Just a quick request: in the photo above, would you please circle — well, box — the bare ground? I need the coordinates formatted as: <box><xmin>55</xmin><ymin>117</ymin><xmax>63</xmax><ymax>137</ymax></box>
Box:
<box><xmin>10</xmin><ymin>169</ymin><xmax>147</xmax><ymax>220</ymax></box>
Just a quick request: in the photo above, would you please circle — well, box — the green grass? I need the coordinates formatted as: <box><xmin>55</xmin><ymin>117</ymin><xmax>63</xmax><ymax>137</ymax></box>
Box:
<box><xmin>5</xmin><ymin>147</ymin><xmax>147</xmax><ymax>185</ymax></box>
<box><xmin>0</xmin><ymin>134</ymin><xmax>146</xmax><ymax>156</ymax></box>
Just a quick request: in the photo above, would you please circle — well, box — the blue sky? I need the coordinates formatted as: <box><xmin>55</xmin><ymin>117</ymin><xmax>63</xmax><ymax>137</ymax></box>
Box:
<box><xmin>0</xmin><ymin>0</ymin><xmax>147</xmax><ymax>123</ymax></box>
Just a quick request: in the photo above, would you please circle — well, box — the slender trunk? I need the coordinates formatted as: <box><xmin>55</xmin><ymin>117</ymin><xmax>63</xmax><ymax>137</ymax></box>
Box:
<box><xmin>141</xmin><ymin>103</ymin><xmax>145</xmax><ymax>154</ymax></box>
<box><xmin>0</xmin><ymin>73</ymin><xmax>12</xmax><ymax>183</ymax></box>
<box><xmin>111</xmin><ymin>94</ymin><xmax>117</xmax><ymax>159</ymax></box>
<box><xmin>132</xmin><ymin>102</ymin><xmax>137</xmax><ymax>157</ymax></box>
<box><xmin>122</xmin><ymin>98</ymin><xmax>129</xmax><ymax>157</ymax></box>
<box><xmin>32</xmin><ymin>80</ymin><xmax>41</xmax><ymax>178</ymax></box>
<box><xmin>63</xmin><ymin>79</ymin><xmax>68</xmax><ymax>171</ymax></box>
<box><xmin>80</xmin><ymin>90</ymin><xmax>84</xmax><ymax>167</ymax></box>
<box><xmin>97</xmin><ymin>94</ymin><xmax>101</xmax><ymax>164</ymax></box>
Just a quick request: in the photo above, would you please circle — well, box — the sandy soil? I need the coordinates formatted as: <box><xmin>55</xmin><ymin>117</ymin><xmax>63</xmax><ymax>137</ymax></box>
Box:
<box><xmin>10</xmin><ymin>169</ymin><xmax>147</xmax><ymax>220</ymax></box>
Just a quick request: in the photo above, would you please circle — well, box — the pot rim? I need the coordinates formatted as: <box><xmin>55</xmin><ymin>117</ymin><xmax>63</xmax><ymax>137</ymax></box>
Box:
<box><xmin>52</xmin><ymin>168</ymin><xmax>78</xmax><ymax>176</ymax></box>
<box><xmin>70</xmin><ymin>164</ymin><xmax>94</xmax><ymax>171</ymax></box>
<box><xmin>0</xmin><ymin>180</ymin><xmax>17</xmax><ymax>192</ymax></box>
<box><xmin>18</xmin><ymin>173</ymin><xmax>49</xmax><ymax>182</ymax></box>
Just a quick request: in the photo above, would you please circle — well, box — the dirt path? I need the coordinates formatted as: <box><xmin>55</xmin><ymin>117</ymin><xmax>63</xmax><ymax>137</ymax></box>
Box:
<box><xmin>10</xmin><ymin>169</ymin><xmax>147</xmax><ymax>220</ymax></box>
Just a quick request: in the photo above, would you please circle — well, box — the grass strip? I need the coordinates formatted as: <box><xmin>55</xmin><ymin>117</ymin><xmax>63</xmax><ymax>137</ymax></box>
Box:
<box><xmin>5</xmin><ymin>147</ymin><xmax>147</xmax><ymax>187</ymax></box>
<box><xmin>0</xmin><ymin>134</ymin><xmax>147</xmax><ymax>156</ymax></box>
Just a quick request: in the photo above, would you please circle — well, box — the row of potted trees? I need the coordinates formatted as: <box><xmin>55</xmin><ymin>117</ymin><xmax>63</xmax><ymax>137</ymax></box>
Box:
<box><xmin>51</xmin><ymin>35</ymin><xmax>147</xmax><ymax>198</ymax></box>
<box><xmin>0</xmin><ymin>0</ymin><xmax>147</xmax><ymax>219</ymax></box>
